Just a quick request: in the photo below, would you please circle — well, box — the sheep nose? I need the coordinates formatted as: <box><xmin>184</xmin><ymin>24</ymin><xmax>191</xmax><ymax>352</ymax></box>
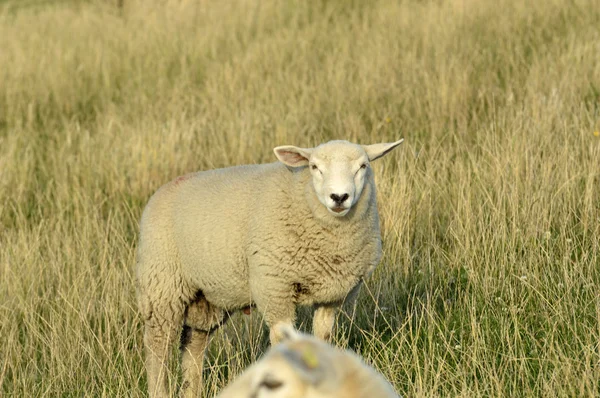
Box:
<box><xmin>330</xmin><ymin>193</ymin><xmax>349</xmax><ymax>204</ymax></box>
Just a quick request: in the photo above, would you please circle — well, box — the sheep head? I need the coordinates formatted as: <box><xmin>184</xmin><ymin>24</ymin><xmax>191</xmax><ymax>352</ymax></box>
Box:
<box><xmin>274</xmin><ymin>139</ymin><xmax>404</xmax><ymax>217</ymax></box>
<box><xmin>245</xmin><ymin>326</ymin><xmax>332</xmax><ymax>398</ymax></box>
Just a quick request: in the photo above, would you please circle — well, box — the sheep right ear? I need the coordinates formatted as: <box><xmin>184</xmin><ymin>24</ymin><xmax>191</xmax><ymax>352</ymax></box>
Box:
<box><xmin>275</xmin><ymin>324</ymin><xmax>302</xmax><ymax>342</ymax></box>
<box><xmin>274</xmin><ymin>146</ymin><xmax>313</xmax><ymax>167</ymax></box>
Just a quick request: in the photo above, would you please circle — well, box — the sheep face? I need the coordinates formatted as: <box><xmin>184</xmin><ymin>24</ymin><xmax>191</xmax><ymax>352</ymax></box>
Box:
<box><xmin>246</xmin><ymin>338</ymin><xmax>328</xmax><ymax>398</ymax></box>
<box><xmin>274</xmin><ymin>139</ymin><xmax>403</xmax><ymax>217</ymax></box>
<box><xmin>247</xmin><ymin>360</ymin><xmax>310</xmax><ymax>398</ymax></box>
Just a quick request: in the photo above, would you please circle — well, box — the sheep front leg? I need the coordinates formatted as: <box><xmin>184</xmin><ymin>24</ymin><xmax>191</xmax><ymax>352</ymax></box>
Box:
<box><xmin>263</xmin><ymin>298</ymin><xmax>297</xmax><ymax>344</ymax></box>
<box><xmin>250</xmin><ymin>267</ymin><xmax>297</xmax><ymax>345</ymax></box>
<box><xmin>313</xmin><ymin>304</ymin><xmax>338</xmax><ymax>341</ymax></box>
<box><xmin>313</xmin><ymin>282</ymin><xmax>363</xmax><ymax>342</ymax></box>
<box><xmin>254</xmin><ymin>292</ymin><xmax>297</xmax><ymax>345</ymax></box>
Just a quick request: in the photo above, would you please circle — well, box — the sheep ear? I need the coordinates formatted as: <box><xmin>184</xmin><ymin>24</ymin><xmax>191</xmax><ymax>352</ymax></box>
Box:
<box><xmin>276</xmin><ymin>324</ymin><xmax>301</xmax><ymax>342</ymax></box>
<box><xmin>362</xmin><ymin>139</ymin><xmax>404</xmax><ymax>161</ymax></box>
<box><xmin>274</xmin><ymin>145</ymin><xmax>313</xmax><ymax>167</ymax></box>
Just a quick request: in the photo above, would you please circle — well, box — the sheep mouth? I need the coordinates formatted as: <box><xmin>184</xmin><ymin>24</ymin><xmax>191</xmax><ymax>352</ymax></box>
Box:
<box><xmin>330</xmin><ymin>206</ymin><xmax>349</xmax><ymax>214</ymax></box>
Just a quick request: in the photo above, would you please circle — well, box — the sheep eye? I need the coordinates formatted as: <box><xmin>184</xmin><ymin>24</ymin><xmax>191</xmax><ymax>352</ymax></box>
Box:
<box><xmin>260</xmin><ymin>377</ymin><xmax>283</xmax><ymax>390</ymax></box>
<box><xmin>360</xmin><ymin>163</ymin><xmax>367</xmax><ymax>169</ymax></box>
<box><xmin>311</xmin><ymin>164</ymin><xmax>318</xmax><ymax>171</ymax></box>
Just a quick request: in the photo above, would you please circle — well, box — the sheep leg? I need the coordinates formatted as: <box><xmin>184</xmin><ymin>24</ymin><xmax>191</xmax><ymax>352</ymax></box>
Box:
<box><xmin>250</xmin><ymin>273</ymin><xmax>298</xmax><ymax>345</ymax></box>
<box><xmin>144</xmin><ymin>319</ymin><xmax>180</xmax><ymax>398</ymax></box>
<box><xmin>256</xmin><ymin>298</ymin><xmax>296</xmax><ymax>344</ymax></box>
<box><xmin>180</xmin><ymin>327</ymin><xmax>210</xmax><ymax>398</ymax></box>
<box><xmin>313</xmin><ymin>282</ymin><xmax>362</xmax><ymax>342</ymax></box>
<box><xmin>313</xmin><ymin>303</ymin><xmax>338</xmax><ymax>341</ymax></box>
<box><xmin>268</xmin><ymin>318</ymin><xmax>297</xmax><ymax>344</ymax></box>
<box><xmin>179</xmin><ymin>292</ymin><xmax>227</xmax><ymax>397</ymax></box>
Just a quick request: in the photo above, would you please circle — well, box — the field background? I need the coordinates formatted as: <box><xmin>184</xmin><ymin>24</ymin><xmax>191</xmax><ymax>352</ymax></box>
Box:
<box><xmin>1</xmin><ymin>0</ymin><xmax>599</xmax><ymax>396</ymax></box>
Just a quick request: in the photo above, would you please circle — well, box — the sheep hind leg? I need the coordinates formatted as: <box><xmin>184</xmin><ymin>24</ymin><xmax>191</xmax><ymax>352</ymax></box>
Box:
<box><xmin>179</xmin><ymin>292</ymin><xmax>227</xmax><ymax>398</ymax></box>
<box><xmin>180</xmin><ymin>327</ymin><xmax>210</xmax><ymax>398</ymax></box>
<box><xmin>144</xmin><ymin>317</ymin><xmax>181</xmax><ymax>398</ymax></box>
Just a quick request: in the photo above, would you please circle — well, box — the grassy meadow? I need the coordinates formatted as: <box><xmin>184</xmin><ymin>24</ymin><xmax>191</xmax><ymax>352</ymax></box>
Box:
<box><xmin>1</xmin><ymin>0</ymin><xmax>599</xmax><ymax>396</ymax></box>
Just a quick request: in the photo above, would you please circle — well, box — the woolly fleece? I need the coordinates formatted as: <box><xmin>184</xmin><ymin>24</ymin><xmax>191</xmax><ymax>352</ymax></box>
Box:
<box><xmin>136</xmin><ymin>139</ymin><xmax>402</xmax><ymax>397</ymax></box>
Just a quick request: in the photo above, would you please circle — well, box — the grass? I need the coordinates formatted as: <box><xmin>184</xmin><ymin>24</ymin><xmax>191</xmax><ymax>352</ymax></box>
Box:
<box><xmin>1</xmin><ymin>0</ymin><xmax>599</xmax><ymax>396</ymax></box>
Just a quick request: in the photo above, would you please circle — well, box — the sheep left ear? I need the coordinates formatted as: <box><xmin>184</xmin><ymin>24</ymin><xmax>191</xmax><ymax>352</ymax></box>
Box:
<box><xmin>274</xmin><ymin>145</ymin><xmax>313</xmax><ymax>167</ymax></box>
<box><xmin>362</xmin><ymin>139</ymin><xmax>404</xmax><ymax>161</ymax></box>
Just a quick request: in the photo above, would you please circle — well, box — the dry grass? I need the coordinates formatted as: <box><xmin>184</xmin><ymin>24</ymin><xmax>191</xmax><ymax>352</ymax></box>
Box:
<box><xmin>1</xmin><ymin>0</ymin><xmax>599</xmax><ymax>396</ymax></box>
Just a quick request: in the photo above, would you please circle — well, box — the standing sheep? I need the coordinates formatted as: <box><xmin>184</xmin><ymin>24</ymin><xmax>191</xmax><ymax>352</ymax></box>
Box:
<box><xmin>136</xmin><ymin>139</ymin><xmax>403</xmax><ymax>398</ymax></box>
<box><xmin>216</xmin><ymin>325</ymin><xmax>400</xmax><ymax>398</ymax></box>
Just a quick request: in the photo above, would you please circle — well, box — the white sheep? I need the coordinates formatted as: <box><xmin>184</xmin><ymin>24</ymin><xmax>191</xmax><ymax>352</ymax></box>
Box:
<box><xmin>216</xmin><ymin>325</ymin><xmax>400</xmax><ymax>398</ymax></box>
<box><xmin>136</xmin><ymin>139</ymin><xmax>404</xmax><ymax>398</ymax></box>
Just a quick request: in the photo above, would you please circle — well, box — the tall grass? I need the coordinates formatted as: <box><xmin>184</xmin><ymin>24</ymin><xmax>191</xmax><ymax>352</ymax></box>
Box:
<box><xmin>1</xmin><ymin>0</ymin><xmax>599</xmax><ymax>396</ymax></box>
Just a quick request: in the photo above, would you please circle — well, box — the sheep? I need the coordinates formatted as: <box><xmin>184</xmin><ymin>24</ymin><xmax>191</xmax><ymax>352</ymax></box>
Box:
<box><xmin>136</xmin><ymin>139</ymin><xmax>404</xmax><ymax>398</ymax></box>
<box><xmin>216</xmin><ymin>325</ymin><xmax>400</xmax><ymax>398</ymax></box>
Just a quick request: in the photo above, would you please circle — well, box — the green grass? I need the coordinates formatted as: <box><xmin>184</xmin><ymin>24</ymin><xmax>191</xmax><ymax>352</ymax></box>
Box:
<box><xmin>1</xmin><ymin>0</ymin><xmax>599</xmax><ymax>396</ymax></box>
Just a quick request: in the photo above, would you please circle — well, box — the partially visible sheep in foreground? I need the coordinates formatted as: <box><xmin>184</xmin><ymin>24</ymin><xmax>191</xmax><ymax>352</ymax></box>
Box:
<box><xmin>136</xmin><ymin>139</ymin><xmax>404</xmax><ymax>397</ymax></box>
<box><xmin>217</xmin><ymin>325</ymin><xmax>400</xmax><ymax>398</ymax></box>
